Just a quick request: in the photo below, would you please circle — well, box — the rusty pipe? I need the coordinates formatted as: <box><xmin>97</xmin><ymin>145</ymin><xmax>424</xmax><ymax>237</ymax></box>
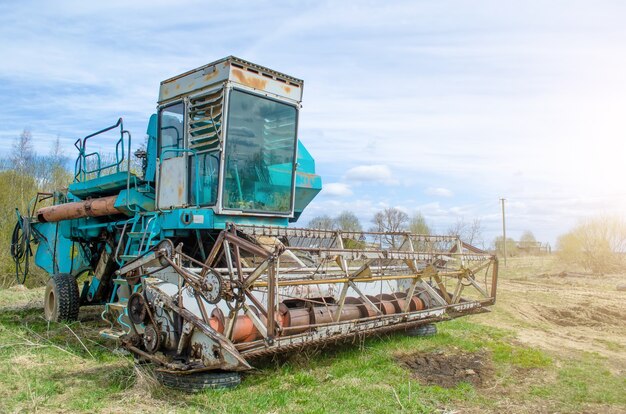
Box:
<box><xmin>368</xmin><ymin>295</ymin><xmax>396</xmax><ymax>315</ymax></box>
<box><xmin>279</xmin><ymin>305</ymin><xmax>311</xmax><ymax>335</ymax></box>
<box><xmin>227</xmin><ymin>305</ymin><xmax>286</xmax><ymax>344</ymax></box>
<box><xmin>230</xmin><ymin>315</ymin><xmax>260</xmax><ymax>343</ymax></box>
<box><xmin>36</xmin><ymin>195</ymin><xmax>120</xmax><ymax>223</ymax></box>
<box><xmin>390</xmin><ymin>292</ymin><xmax>424</xmax><ymax>313</ymax></box>
<box><xmin>309</xmin><ymin>304</ymin><xmax>362</xmax><ymax>325</ymax></box>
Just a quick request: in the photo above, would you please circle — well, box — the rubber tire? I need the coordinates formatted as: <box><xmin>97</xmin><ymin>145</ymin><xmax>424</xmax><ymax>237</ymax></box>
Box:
<box><xmin>44</xmin><ymin>273</ymin><xmax>80</xmax><ymax>322</ymax></box>
<box><xmin>155</xmin><ymin>370</ymin><xmax>241</xmax><ymax>392</ymax></box>
<box><xmin>406</xmin><ymin>323</ymin><xmax>437</xmax><ymax>337</ymax></box>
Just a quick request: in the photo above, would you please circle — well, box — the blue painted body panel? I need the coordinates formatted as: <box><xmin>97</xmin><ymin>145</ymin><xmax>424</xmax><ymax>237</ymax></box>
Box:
<box><xmin>158</xmin><ymin>209</ymin><xmax>289</xmax><ymax>231</ymax></box>
<box><xmin>33</xmin><ymin>221</ymin><xmax>90</xmax><ymax>276</ymax></box>
<box><xmin>144</xmin><ymin>114</ymin><xmax>157</xmax><ymax>183</ymax></box>
<box><xmin>114</xmin><ymin>188</ymin><xmax>155</xmax><ymax>214</ymax></box>
<box><xmin>69</xmin><ymin>172</ymin><xmax>141</xmax><ymax>198</ymax></box>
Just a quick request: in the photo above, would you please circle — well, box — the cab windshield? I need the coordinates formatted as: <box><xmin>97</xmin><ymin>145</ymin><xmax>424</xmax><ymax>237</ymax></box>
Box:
<box><xmin>223</xmin><ymin>90</ymin><xmax>297</xmax><ymax>214</ymax></box>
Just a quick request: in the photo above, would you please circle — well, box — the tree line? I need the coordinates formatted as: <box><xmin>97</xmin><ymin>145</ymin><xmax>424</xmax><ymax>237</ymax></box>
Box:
<box><xmin>0</xmin><ymin>130</ymin><xmax>73</xmax><ymax>287</ymax></box>
<box><xmin>307</xmin><ymin>207</ymin><xmax>487</xmax><ymax>249</ymax></box>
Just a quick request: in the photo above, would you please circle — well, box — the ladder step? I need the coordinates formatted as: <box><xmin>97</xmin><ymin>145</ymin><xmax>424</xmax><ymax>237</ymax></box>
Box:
<box><xmin>119</xmin><ymin>254</ymin><xmax>138</xmax><ymax>261</ymax></box>
<box><xmin>100</xmin><ymin>328</ymin><xmax>125</xmax><ymax>340</ymax></box>
<box><xmin>112</xmin><ymin>278</ymin><xmax>129</xmax><ymax>286</ymax></box>
<box><xmin>107</xmin><ymin>302</ymin><xmax>128</xmax><ymax>311</ymax></box>
<box><xmin>127</xmin><ymin>232</ymin><xmax>147</xmax><ymax>237</ymax></box>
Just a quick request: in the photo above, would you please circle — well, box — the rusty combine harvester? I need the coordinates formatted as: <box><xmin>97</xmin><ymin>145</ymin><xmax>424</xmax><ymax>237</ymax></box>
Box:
<box><xmin>13</xmin><ymin>57</ymin><xmax>498</xmax><ymax>390</ymax></box>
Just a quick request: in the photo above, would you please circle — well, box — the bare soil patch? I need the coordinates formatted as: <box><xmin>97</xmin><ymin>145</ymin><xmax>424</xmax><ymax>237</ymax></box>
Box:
<box><xmin>540</xmin><ymin>303</ymin><xmax>624</xmax><ymax>328</ymax></box>
<box><xmin>473</xmin><ymin>257</ymin><xmax>626</xmax><ymax>372</ymax></box>
<box><xmin>396</xmin><ymin>349</ymin><xmax>493</xmax><ymax>388</ymax></box>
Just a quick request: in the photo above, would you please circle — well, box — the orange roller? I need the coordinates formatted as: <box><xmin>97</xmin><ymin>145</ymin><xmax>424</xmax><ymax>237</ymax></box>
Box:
<box><xmin>369</xmin><ymin>295</ymin><xmax>396</xmax><ymax>315</ymax></box>
<box><xmin>309</xmin><ymin>304</ymin><xmax>361</xmax><ymax>325</ymax></box>
<box><xmin>410</xmin><ymin>296</ymin><xmax>425</xmax><ymax>311</ymax></box>
<box><xmin>378</xmin><ymin>293</ymin><xmax>402</xmax><ymax>313</ymax></box>
<box><xmin>345</xmin><ymin>297</ymin><xmax>377</xmax><ymax>318</ymax></box>
<box><xmin>280</xmin><ymin>304</ymin><xmax>311</xmax><ymax>334</ymax></box>
<box><xmin>392</xmin><ymin>292</ymin><xmax>424</xmax><ymax>312</ymax></box>
<box><xmin>208</xmin><ymin>308</ymin><xmax>225</xmax><ymax>334</ymax></box>
<box><xmin>230</xmin><ymin>315</ymin><xmax>259</xmax><ymax>343</ymax></box>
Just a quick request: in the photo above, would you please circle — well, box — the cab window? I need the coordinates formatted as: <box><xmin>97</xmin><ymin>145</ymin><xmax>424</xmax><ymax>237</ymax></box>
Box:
<box><xmin>158</xmin><ymin>102</ymin><xmax>184</xmax><ymax>160</ymax></box>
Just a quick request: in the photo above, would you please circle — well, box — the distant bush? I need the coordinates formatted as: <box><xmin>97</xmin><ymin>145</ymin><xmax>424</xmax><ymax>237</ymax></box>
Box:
<box><xmin>557</xmin><ymin>215</ymin><xmax>626</xmax><ymax>274</ymax></box>
<box><xmin>0</xmin><ymin>170</ymin><xmax>39</xmax><ymax>287</ymax></box>
<box><xmin>493</xmin><ymin>236</ymin><xmax>519</xmax><ymax>257</ymax></box>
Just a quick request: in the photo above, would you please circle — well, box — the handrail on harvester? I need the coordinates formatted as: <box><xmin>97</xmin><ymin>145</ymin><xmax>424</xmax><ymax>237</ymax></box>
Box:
<box><xmin>73</xmin><ymin>117</ymin><xmax>131</xmax><ymax>182</ymax></box>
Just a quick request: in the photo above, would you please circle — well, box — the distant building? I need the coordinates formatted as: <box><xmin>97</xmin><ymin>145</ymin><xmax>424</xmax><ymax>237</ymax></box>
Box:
<box><xmin>515</xmin><ymin>240</ymin><xmax>551</xmax><ymax>255</ymax></box>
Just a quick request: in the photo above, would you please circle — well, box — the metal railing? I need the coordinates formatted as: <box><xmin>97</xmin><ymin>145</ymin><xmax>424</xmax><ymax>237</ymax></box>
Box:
<box><xmin>73</xmin><ymin>118</ymin><xmax>131</xmax><ymax>182</ymax></box>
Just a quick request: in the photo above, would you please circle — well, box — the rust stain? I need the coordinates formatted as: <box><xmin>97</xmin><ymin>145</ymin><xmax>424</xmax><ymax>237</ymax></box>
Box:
<box><xmin>175</xmin><ymin>84</ymin><xmax>180</xmax><ymax>90</ymax></box>
<box><xmin>191</xmin><ymin>343</ymin><xmax>202</xmax><ymax>359</ymax></box>
<box><xmin>163</xmin><ymin>87</ymin><xmax>169</xmax><ymax>96</ymax></box>
<box><xmin>178</xmin><ymin>184</ymin><xmax>183</xmax><ymax>200</ymax></box>
<box><xmin>283</xmin><ymin>85</ymin><xmax>292</xmax><ymax>94</ymax></box>
<box><xmin>297</xmin><ymin>172</ymin><xmax>318</xmax><ymax>178</ymax></box>
<box><xmin>203</xmin><ymin>70</ymin><xmax>218</xmax><ymax>81</ymax></box>
<box><xmin>232</xmin><ymin>68</ymin><xmax>267</xmax><ymax>90</ymax></box>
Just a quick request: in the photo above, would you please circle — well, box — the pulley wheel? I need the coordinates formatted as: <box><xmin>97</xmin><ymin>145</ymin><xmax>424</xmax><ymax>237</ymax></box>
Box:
<box><xmin>143</xmin><ymin>324</ymin><xmax>161</xmax><ymax>354</ymax></box>
<box><xmin>202</xmin><ymin>269</ymin><xmax>223</xmax><ymax>304</ymax></box>
<box><xmin>128</xmin><ymin>292</ymin><xmax>147</xmax><ymax>324</ymax></box>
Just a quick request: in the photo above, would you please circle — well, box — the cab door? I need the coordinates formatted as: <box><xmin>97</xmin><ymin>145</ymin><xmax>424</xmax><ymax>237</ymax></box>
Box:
<box><xmin>156</xmin><ymin>102</ymin><xmax>188</xmax><ymax>209</ymax></box>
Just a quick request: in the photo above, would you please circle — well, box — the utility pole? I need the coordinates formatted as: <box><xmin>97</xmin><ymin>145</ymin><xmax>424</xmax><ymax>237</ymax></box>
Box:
<box><xmin>500</xmin><ymin>198</ymin><xmax>507</xmax><ymax>267</ymax></box>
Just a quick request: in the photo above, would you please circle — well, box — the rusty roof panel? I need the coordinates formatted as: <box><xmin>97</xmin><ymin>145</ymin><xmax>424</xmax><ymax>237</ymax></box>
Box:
<box><xmin>159</xmin><ymin>56</ymin><xmax>304</xmax><ymax>104</ymax></box>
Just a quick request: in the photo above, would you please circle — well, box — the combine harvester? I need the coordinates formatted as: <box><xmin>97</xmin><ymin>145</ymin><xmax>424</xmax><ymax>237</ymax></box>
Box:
<box><xmin>13</xmin><ymin>57</ymin><xmax>498</xmax><ymax>390</ymax></box>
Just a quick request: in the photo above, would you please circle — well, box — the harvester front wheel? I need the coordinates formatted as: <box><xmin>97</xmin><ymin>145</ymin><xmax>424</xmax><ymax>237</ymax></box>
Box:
<box><xmin>44</xmin><ymin>274</ymin><xmax>80</xmax><ymax>322</ymax></box>
<box><xmin>154</xmin><ymin>370</ymin><xmax>241</xmax><ymax>392</ymax></box>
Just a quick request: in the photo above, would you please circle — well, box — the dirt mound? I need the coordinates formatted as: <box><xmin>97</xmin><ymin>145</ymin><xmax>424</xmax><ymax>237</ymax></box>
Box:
<box><xmin>541</xmin><ymin>304</ymin><xmax>624</xmax><ymax>327</ymax></box>
<box><xmin>396</xmin><ymin>349</ymin><xmax>493</xmax><ymax>388</ymax></box>
<box><xmin>538</xmin><ymin>271</ymin><xmax>594</xmax><ymax>278</ymax></box>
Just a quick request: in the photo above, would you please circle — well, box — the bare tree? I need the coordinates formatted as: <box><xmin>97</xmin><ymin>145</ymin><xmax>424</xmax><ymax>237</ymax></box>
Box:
<box><xmin>334</xmin><ymin>211</ymin><xmax>362</xmax><ymax>232</ymax></box>
<box><xmin>371</xmin><ymin>207</ymin><xmax>409</xmax><ymax>248</ymax></box>
<box><xmin>447</xmin><ymin>218</ymin><xmax>484</xmax><ymax>248</ymax></box>
<box><xmin>12</xmin><ymin>129</ymin><xmax>35</xmax><ymax>176</ymax></box>
<box><xmin>11</xmin><ymin>129</ymin><xmax>36</xmax><ymax>200</ymax></box>
<box><xmin>308</xmin><ymin>215</ymin><xmax>335</xmax><ymax>230</ymax></box>
<box><xmin>37</xmin><ymin>136</ymin><xmax>72</xmax><ymax>191</ymax></box>
<box><xmin>409</xmin><ymin>211</ymin><xmax>430</xmax><ymax>235</ymax></box>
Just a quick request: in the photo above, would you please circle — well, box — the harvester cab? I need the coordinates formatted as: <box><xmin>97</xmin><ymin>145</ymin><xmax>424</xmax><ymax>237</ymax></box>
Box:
<box><xmin>150</xmin><ymin>56</ymin><xmax>320</xmax><ymax>222</ymax></box>
<box><xmin>13</xmin><ymin>56</ymin><xmax>498</xmax><ymax>390</ymax></box>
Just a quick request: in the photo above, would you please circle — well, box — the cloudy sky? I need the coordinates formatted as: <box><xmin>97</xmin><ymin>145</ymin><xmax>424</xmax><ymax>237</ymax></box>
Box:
<box><xmin>1</xmin><ymin>0</ymin><xmax>626</xmax><ymax>246</ymax></box>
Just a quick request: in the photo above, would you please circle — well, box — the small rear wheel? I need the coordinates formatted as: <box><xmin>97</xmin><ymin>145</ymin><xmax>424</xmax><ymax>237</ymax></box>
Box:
<box><xmin>406</xmin><ymin>323</ymin><xmax>437</xmax><ymax>337</ymax></box>
<box><xmin>155</xmin><ymin>370</ymin><xmax>241</xmax><ymax>392</ymax></box>
<box><xmin>44</xmin><ymin>273</ymin><xmax>80</xmax><ymax>322</ymax></box>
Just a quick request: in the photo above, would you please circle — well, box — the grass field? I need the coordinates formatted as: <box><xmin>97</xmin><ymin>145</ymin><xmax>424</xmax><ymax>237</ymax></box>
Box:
<box><xmin>0</xmin><ymin>257</ymin><xmax>624</xmax><ymax>413</ymax></box>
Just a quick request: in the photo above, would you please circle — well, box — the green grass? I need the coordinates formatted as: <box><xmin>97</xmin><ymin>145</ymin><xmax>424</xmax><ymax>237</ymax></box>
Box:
<box><xmin>0</xmin><ymin>302</ymin><xmax>624</xmax><ymax>413</ymax></box>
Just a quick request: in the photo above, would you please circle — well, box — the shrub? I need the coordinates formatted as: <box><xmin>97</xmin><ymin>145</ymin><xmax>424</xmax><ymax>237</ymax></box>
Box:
<box><xmin>557</xmin><ymin>216</ymin><xmax>626</xmax><ymax>274</ymax></box>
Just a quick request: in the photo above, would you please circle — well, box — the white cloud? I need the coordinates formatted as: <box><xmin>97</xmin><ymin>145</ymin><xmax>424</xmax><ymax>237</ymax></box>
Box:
<box><xmin>323</xmin><ymin>182</ymin><xmax>353</xmax><ymax>197</ymax></box>
<box><xmin>425</xmin><ymin>187</ymin><xmax>453</xmax><ymax>198</ymax></box>
<box><xmin>344</xmin><ymin>165</ymin><xmax>397</xmax><ymax>184</ymax></box>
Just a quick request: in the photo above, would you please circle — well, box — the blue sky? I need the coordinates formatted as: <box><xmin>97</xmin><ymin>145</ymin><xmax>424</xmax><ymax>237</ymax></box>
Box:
<box><xmin>1</xmin><ymin>0</ymin><xmax>626</xmax><ymax>246</ymax></box>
